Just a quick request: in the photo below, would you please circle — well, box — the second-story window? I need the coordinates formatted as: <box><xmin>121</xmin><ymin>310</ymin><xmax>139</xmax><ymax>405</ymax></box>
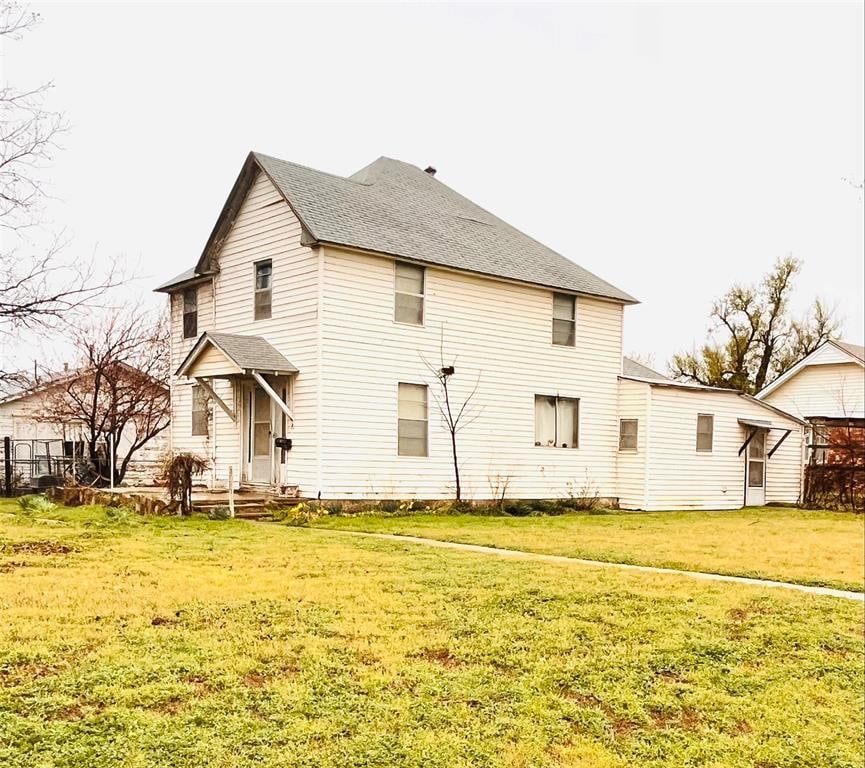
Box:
<box><xmin>552</xmin><ymin>293</ymin><xmax>576</xmax><ymax>346</ymax></box>
<box><xmin>182</xmin><ymin>287</ymin><xmax>198</xmax><ymax>339</ymax></box>
<box><xmin>254</xmin><ymin>260</ymin><xmax>272</xmax><ymax>320</ymax></box>
<box><xmin>394</xmin><ymin>261</ymin><xmax>424</xmax><ymax>325</ymax></box>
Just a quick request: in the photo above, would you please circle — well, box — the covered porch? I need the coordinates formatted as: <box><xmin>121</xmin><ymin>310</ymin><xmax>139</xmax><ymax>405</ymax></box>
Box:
<box><xmin>176</xmin><ymin>332</ymin><xmax>299</xmax><ymax>489</ymax></box>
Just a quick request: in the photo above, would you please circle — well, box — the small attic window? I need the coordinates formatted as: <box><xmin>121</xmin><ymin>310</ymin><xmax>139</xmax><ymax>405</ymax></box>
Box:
<box><xmin>183</xmin><ymin>288</ymin><xmax>198</xmax><ymax>339</ymax></box>
<box><xmin>254</xmin><ymin>260</ymin><xmax>272</xmax><ymax>320</ymax></box>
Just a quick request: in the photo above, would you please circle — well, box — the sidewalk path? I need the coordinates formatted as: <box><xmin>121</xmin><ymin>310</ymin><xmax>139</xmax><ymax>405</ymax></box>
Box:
<box><xmin>338</xmin><ymin>530</ymin><xmax>865</xmax><ymax>602</ymax></box>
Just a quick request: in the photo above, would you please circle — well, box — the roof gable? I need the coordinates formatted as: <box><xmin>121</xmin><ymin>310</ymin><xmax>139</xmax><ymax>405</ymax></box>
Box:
<box><xmin>176</xmin><ymin>332</ymin><xmax>299</xmax><ymax>378</ymax></box>
<box><xmin>756</xmin><ymin>339</ymin><xmax>865</xmax><ymax>399</ymax></box>
<box><xmin>159</xmin><ymin>151</ymin><xmax>637</xmax><ymax>303</ymax></box>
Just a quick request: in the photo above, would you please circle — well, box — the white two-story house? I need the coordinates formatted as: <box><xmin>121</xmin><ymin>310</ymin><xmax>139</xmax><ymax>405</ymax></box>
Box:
<box><xmin>156</xmin><ymin>152</ymin><xmax>805</xmax><ymax>509</ymax></box>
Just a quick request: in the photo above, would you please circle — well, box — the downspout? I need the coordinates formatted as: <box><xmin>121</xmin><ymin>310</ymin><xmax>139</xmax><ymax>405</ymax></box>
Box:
<box><xmin>210</xmin><ymin>274</ymin><xmax>217</xmax><ymax>489</ymax></box>
<box><xmin>642</xmin><ymin>384</ymin><xmax>652</xmax><ymax>511</ymax></box>
<box><xmin>316</xmin><ymin>245</ymin><xmax>324</xmax><ymax>498</ymax></box>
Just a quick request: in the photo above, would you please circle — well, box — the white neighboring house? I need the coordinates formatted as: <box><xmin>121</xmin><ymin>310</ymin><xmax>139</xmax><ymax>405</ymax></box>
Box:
<box><xmin>0</xmin><ymin>370</ymin><xmax>168</xmax><ymax>487</ymax></box>
<box><xmin>756</xmin><ymin>340</ymin><xmax>864</xmax><ymax>464</ymax></box>
<box><xmin>156</xmin><ymin>151</ymin><xmax>804</xmax><ymax>508</ymax></box>
<box><xmin>617</xmin><ymin>360</ymin><xmax>804</xmax><ymax>510</ymax></box>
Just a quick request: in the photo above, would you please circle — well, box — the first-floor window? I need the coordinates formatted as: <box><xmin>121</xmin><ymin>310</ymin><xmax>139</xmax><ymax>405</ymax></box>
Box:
<box><xmin>619</xmin><ymin>419</ymin><xmax>638</xmax><ymax>451</ymax></box>
<box><xmin>534</xmin><ymin>395</ymin><xmax>579</xmax><ymax>448</ymax></box>
<box><xmin>191</xmin><ymin>384</ymin><xmax>210</xmax><ymax>436</ymax></box>
<box><xmin>696</xmin><ymin>413</ymin><xmax>714</xmax><ymax>452</ymax></box>
<box><xmin>398</xmin><ymin>382</ymin><xmax>428</xmax><ymax>456</ymax></box>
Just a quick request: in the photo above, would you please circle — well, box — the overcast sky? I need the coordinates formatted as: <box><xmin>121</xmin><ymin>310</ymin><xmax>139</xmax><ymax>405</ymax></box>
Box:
<box><xmin>3</xmin><ymin>1</ymin><xmax>863</xmax><ymax>371</ymax></box>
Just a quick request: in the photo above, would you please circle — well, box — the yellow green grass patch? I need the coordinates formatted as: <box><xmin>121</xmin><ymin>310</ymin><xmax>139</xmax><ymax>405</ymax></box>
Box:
<box><xmin>0</xmin><ymin>502</ymin><xmax>862</xmax><ymax>767</ymax></box>
<box><xmin>314</xmin><ymin>507</ymin><xmax>865</xmax><ymax>592</ymax></box>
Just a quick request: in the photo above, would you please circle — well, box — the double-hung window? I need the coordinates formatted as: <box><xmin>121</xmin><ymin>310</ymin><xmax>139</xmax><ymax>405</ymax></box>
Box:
<box><xmin>394</xmin><ymin>261</ymin><xmax>425</xmax><ymax>325</ymax></box>
<box><xmin>254</xmin><ymin>260</ymin><xmax>272</xmax><ymax>320</ymax></box>
<box><xmin>552</xmin><ymin>293</ymin><xmax>576</xmax><ymax>346</ymax></box>
<box><xmin>696</xmin><ymin>413</ymin><xmax>714</xmax><ymax>452</ymax></box>
<box><xmin>619</xmin><ymin>419</ymin><xmax>638</xmax><ymax>452</ymax></box>
<box><xmin>191</xmin><ymin>384</ymin><xmax>209</xmax><ymax>437</ymax></box>
<box><xmin>534</xmin><ymin>395</ymin><xmax>579</xmax><ymax>448</ymax></box>
<box><xmin>398</xmin><ymin>383</ymin><xmax>428</xmax><ymax>456</ymax></box>
<box><xmin>182</xmin><ymin>288</ymin><xmax>198</xmax><ymax>339</ymax></box>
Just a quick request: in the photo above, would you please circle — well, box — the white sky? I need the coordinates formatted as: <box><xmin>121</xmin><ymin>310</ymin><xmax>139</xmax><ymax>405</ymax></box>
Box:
<box><xmin>3</xmin><ymin>1</ymin><xmax>863</xmax><ymax>371</ymax></box>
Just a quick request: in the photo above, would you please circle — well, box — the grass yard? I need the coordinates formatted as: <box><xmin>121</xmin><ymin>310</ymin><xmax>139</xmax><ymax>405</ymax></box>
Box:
<box><xmin>1</xmin><ymin>501</ymin><xmax>863</xmax><ymax>768</ymax></box>
<box><xmin>314</xmin><ymin>507</ymin><xmax>865</xmax><ymax>593</ymax></box>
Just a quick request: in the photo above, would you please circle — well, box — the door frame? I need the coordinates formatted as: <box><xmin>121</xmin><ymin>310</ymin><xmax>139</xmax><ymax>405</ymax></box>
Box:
<box><xmin>239</xmin><ymin>376</ymin><xmax>294</xmax><ymax>486</ymax></box>
<box><xmin>744</xmin><ymin>429</ymin><xmax>767</xmax><ymax>506</ymax></box>
<box><xmin>241</xmin><ymin>381</ymin><xmax>274</xmax><ymax>485</ymax></box>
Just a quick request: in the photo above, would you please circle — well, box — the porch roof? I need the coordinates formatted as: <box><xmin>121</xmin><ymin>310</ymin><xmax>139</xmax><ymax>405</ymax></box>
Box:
<box><xmin>176</xmin><ymin>332</ymin><xmax>298</xmax><ymax>378</ymax></box>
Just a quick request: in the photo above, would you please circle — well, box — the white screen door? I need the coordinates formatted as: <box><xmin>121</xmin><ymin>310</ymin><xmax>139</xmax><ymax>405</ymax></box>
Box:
<box><xmin>249</xmin><ymin>384</ymin><xmax>273</xmax><ymax>483</ymax></box>
<box><xmin>745</xmin><ymin>431</ymin><xmax>766</xmax><ymax>506</ymax></box>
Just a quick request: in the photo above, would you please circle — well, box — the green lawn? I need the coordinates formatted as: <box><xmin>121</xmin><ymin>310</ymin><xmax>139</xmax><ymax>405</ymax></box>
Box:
<box><xmin>1</xmin><ymin>501</ymin><xmax>862</xmax><ymax>768</ymax></box>
<box><xmin>314</xmin><ymin>507</ymin><xmax>865</xmax><ymax>593</ymax></box>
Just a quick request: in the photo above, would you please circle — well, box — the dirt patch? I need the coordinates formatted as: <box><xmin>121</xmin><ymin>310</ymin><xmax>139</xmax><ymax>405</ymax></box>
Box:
<box><xmin>2</xmin><ymin>540</ymin><xmax>76</xmax><ymax>556</ymax></box>
<box><xmin>650</xmin><ymin>707</ymin><xmax>702</xmax><ymax>731</ymax></box>
<box><xmin>415</xmin><ymin>647</ymin><xmax>463</xmax><ymax>668</ymax></box>
<box><xmin>151</xmin><ymin>697</ymin><xmax>185</xmax><ymax>715</ymax></box>
<box><xmin>0</xmin><ymin>560</ymin><xmax>29</xmax><ymax>573</ymax></box>
<box><xmin>559</xmin><ymin>689</ymin><xmax>640</xmax><ymax>737</ymax></box>
<box><xmin>243</xmin><ymin>672</ymin><xmax>270</xmax><ymax>688</ymax></box>
<box><xmin>1</xmin><ymin>661</ymin><xmax>62</xmax><ymax>681</ymax></box>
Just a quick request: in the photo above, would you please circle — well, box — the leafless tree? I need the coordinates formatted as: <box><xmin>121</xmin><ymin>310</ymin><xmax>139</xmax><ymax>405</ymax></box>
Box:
<box><xmin>670</xmin><ymin>257</ymin><xmax>841</xmax><ymax>394</ymax></box>
<box><xmin>420</xmin><ymin>328</ymin><xmax>483</xmax><ymax>501</ymax></box>
<box><xmin>0</xmin><ymin>3</ymin><xmax>119</xmax><ymax>381</ymax></box>
<box><xmin>42</xmin><ymin>308</ymin><xmax>170</xmax><ymax>485</ymax></box>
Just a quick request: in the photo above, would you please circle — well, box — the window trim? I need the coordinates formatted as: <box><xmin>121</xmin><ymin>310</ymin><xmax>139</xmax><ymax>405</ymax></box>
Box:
<box><xmin>393</xmin><ymin>260</ymin><xmax>425</xmax><ymax>326</ymax></box>
<box><xmin>551</xmin><ymin>292</ymin><xmax>576</xmax><ymax>347</ymax></box>
<box><xmin>397</xmin><ymin>382</ymin><xmax>429</xmax><ymax>457</ymax></box>
<box><xmin>182</xmin><ymin>287</ymin><xmax>198</xmax><ymax>339</ymax></box>
<box><xmin>696</xmin><ymin>413</ymin><xmax>714</xmax><ymax>453</ymax></box>
<box><xmin>253</xmin><ymin>259</ymin><xmax>273</xmax><ymax>321</ymax></box>
<box><xmin>191</xmin><ymin>384</ymin><xmax>210</xmax><ymax>437</ymax></box>
<box><xmin>618</xmin><ymin>418</ymin><xmax>639</xmax><ymax>452</ymax></box>
<box><xmin>534</xmin><ymin>394</ymin><xmax>580</xmax><ymax>449</ymax></box>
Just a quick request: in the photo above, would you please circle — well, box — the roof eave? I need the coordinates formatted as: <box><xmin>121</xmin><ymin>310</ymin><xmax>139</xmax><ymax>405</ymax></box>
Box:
<box><xmin>319</xmin><ymin>240</ymin><xmax>639</xmax><ymax>305</ymax></box>
<box><xmin>154</xmin><ymin>272</ymin><xmax>214</xmax><ymax>294</ymax></box>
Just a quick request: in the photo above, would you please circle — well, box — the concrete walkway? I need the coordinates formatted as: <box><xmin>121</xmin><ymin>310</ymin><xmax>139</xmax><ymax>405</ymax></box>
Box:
<box><xmin>342</xmin><ymin>530</ymin><xmax>865</xmax><ymax>602</ymax></box>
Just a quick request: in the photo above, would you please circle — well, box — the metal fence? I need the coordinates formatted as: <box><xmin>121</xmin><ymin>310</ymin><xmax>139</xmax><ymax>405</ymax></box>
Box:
<box><xmin>2</xmin><ymin>438</ymin><xmax>87</xmax><ymax>495</ymax></box>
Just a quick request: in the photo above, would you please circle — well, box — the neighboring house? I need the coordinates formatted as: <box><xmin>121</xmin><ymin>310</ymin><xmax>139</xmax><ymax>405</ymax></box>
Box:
<box><xmin>156</xmin><ymin>151</ymin><xmax>804</xmax><ymax>508</ymax></box>
<box><xmin>618</xmin><ymin>360</ymin><xmax>804</xmax><ymax>510</ymax></box>
<box><xmin>757</xmin><ymin>340</ymin><xmax>865</xmax><ymax>465</ymax></box>
<box><xmin>0</xmin><ymin>369</ymin><xmax>169</xmax><ymax>487</ymax></box>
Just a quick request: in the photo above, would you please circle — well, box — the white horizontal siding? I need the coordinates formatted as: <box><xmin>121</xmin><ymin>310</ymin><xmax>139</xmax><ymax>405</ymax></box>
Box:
<box><xmin>615</xmin><ymin>378</ymin><xmax>649</xmax><ymax>509</ymax></box>
<box><xmin>318</xmin><ymin>246</ymin><xmax>624</xmax><ymax>500</ymax></box>
<box><xmin>168</xmin><ymin>171</ymin><xmax>320</xmax><ymax>492</ymax></box>
<box><xmin>761</xmin><ymin>362</ymin><xmax>864</xmax><ymax>420</ymax></box>
<box><xmin>644</xmin><ymin>387</ymin><xmax>803</xmax><ymax>510</ymax></box>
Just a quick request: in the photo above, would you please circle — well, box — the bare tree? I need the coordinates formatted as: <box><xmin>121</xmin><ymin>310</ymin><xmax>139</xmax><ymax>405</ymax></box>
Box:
<box><xmin>0</xmin><ymin>3</ymin><xmax>119</xmax><ymax>380</ymax></box>
<box><xmin>420</xmin><ymin>328</ymin><xmax>483</xmax><ymax>501</ymax></box>
<box><xmin>670</xmin><ymin>257</ymin><xmax>841</xmax><ymax>394</ymax></box>
<box><xmin>42</xmin><ymin>308</ymin><xmax>170</xmax><ymax>485</ymax></box>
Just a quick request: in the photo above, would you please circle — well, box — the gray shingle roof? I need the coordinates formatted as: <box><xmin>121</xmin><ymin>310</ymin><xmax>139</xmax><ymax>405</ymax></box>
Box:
<box><xmin>251</xmin><ymin>153</ymin><xmax>636</xmax><ymax>303</ymax></box>
<box><xmin>833</xmin><ymin>340</ymin><xmax>865</xmax><ymax>363</ymax></box>
<box><xmin>178</xmin><ymin>332</ymin><xmax>298</xmax><ymax>376</ymax></box>
<box><xmin>622</xmin><ymin>357</ymin><xmax>669</xmax><ymax>382</ymax></box>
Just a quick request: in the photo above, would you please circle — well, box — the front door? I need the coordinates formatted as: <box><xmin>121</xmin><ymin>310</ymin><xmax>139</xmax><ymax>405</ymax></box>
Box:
<box><xmin>745</xmin><ymin>430</ymin><xmax>766</xmax><ymax>506</ymax></box>
<box><xmin>246</xmin><ymin>384</ymin><xmax>273</xmax><ymax>484</ymax></box>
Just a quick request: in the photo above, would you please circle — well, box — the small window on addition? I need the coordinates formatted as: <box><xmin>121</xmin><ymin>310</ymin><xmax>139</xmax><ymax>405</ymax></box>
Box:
<box><xmin>254</xmin><ymin>260</ymin><xmax>272</xmax><ymax>320</ymax></box>
<box><xmin>552</xmin><ymin>293</ymin><xmax>576</xmax><ymax>346</ymax></box>
<box><xmin>696</xmin><ymin>413</ymin><xmax>714</xmax><ymax>452</ymax></box>
<box><xmin>191</xmin><ymin>384</ymin><xmax>209</xmax><ymax>437</ymax></box>
<box><xmin>619</xmin><ymin>419</ymin><xmax>638</xmax><ymax>451</ymax></box>
<box><xmin>182</xmin><ymin>287</ymin><xmax>198</xmax><ymax>339</ymax></box>
<box><xmin>394</xmin><ymin>261</ymin><xmax>425</xmax><ymax>325</ymax></box>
